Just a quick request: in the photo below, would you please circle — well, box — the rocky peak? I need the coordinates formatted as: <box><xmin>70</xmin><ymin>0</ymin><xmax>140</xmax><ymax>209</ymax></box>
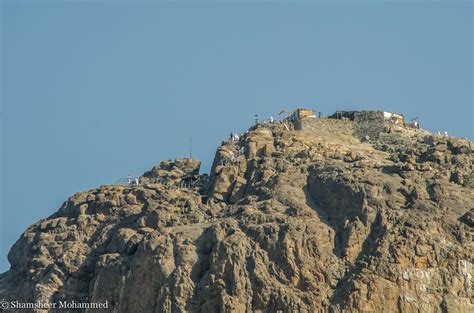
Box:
<box><xmin>142</xmin><ymin>158</ymin><xmax>201</xmax><ymax>181</ymax></box>
<box><xmin>0</xmin><ymin>111</ymin><xmax>472</xmax><ymax>312</ymax></box>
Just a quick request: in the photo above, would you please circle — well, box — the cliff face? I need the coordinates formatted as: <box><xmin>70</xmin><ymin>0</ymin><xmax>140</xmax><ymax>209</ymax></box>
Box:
<box><xmin>0</xmin><ymin>116</ymin><xmax>473</xmax><ymax>312</ymax></box>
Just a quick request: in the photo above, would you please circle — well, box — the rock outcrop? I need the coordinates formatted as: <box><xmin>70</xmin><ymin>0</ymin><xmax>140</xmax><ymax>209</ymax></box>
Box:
<box><xmin>0</xmin><ymin>113</ymin><xmax>472</xmax><ymax>312</ymax></box>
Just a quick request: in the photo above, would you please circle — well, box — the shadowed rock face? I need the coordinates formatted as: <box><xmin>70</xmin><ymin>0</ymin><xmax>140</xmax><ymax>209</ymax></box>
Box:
<box><xmin>1</xmin><ymin>117</ymin><xmax>473</xmax><ymax>312</ymax></box>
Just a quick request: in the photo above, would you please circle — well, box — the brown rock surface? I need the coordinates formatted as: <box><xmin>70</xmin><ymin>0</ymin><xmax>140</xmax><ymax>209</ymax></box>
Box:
<box><xmin>0</xmin><ymin>115</ymin><xmax>472</xmax><ymax>312</ymax></box>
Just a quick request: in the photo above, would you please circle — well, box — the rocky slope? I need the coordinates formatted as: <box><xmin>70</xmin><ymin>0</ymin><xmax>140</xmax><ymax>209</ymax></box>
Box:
<box><xmin>0</xmin><ymin>114</ymin><xmax>473</xmax><ymax>312</ymax></box>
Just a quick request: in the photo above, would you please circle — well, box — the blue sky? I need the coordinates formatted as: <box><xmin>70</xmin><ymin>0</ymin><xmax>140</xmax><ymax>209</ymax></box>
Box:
<box><xmin>0</xmin><ymin>1</ymin><xmax>472</xmax><ymax>272</ymax></box>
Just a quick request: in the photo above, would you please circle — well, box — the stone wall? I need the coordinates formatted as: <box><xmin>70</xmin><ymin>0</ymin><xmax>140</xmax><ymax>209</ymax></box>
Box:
<box><xmin>294</xmin><ymin>117</ymin><xmax>319</xmax><ymax>130</ymax></box>
<box><xmin>296</xmin><ymin>113</ymin><xmax>384</xmax><ymax>141</ymax></box>
<box><xmin>354</xmin><ymin>110</ymin><xmax>386</xmax><ymax>140</ymax></box>
<box><xmin>294</xmin><ymin>117</ymin><xmax>356</xmax><ymax>135</ymax></box>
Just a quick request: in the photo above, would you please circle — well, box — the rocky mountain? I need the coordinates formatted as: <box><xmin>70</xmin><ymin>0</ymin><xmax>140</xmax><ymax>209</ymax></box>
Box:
<box><xmin>0</xmin><ymin>111</ymin><xmax>472</xmax><ymax>312</ymax></box>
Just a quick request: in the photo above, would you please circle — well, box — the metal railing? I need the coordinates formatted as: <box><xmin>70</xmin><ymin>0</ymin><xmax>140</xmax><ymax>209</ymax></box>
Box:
<box><xmin>113</xmin><ymin>175</ymin><xmax>210</xmax><ymax>190</ymax></box>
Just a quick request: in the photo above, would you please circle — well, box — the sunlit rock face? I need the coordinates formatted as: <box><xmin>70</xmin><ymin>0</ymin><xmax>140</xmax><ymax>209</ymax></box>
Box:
<box><xmin>1</xmin><ymin>114</ymin><xmax>472</xmax><ymax>312</ymax></box>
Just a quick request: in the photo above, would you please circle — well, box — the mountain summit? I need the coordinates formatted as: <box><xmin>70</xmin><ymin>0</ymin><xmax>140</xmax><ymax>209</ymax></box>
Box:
<box><xmin>1</xmin><ymin>109</ymin><xmax>472</xmax><ymax>312</ymax></box>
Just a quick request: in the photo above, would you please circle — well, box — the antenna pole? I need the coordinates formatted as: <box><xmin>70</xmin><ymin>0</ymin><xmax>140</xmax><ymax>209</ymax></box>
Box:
<box><xmin>189</xmin><ymin>136</ymin><xmax>192</xmax><ymax>159</ymax></box>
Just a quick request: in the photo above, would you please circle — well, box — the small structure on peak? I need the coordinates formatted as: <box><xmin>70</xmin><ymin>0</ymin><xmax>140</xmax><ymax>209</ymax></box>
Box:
<box><xmin>284</xmin><ymin>108</ymin><xmax>318</xmax><ymax>130</ymax></box>
<box><xmin>330</xmin><ymin>111</ymin><xmax>357</xmax><ymax>120</ymax></box>
<box><xmin>330</xmin><ymin>110</ymin><xmax>404</xmax><ymax>126</ymax></box>
<box><xmin>328</xmin><ymin>110</ymin><xmax>406</xmax><ymax>140</ymax></box>
<box><xmin>290</xmin><ymin>109</ymin><xmax>409</xmax><ymax>140</ymax></box>
<box><xmin>382</xmin><ymin>111</ymin><xmax>404</xmax><ymax>126</ymax></box>
<box><xmin>288</xmin><ymin>108</ymin><xmax>317</xmax><ymax>121</ymax></box>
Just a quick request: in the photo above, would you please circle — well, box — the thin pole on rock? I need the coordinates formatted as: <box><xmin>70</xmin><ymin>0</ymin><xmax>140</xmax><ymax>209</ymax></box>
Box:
<box><xmin>189</xmin><ymin>136</ymin><xmax>192</xmax><ymax>159</ymax></box>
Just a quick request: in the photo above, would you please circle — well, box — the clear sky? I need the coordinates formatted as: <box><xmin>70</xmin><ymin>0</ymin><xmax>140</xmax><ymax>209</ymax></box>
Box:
<box><xmin>0</xmin><ymin>1</ymin><xmax>472</xmax><ymax>272</ymax></box>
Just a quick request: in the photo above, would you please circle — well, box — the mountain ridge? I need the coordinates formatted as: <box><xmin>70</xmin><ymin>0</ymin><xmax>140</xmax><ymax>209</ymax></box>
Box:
<box><xmin>1</xmin><ymin>109</ymin><xmax>472</xmax><ymax>312</ymax></box>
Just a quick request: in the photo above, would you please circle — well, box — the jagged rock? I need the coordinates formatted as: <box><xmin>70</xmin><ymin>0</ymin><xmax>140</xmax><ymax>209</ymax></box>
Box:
<box><xmin>141</xmin><ymin>158</ymin><xmax>201</xmax><ymax>185</ymax></box>
<box><xmin>0</xmin><ymin>113</ymin><xmax>473</xmax><ymax>312</ymax></box>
